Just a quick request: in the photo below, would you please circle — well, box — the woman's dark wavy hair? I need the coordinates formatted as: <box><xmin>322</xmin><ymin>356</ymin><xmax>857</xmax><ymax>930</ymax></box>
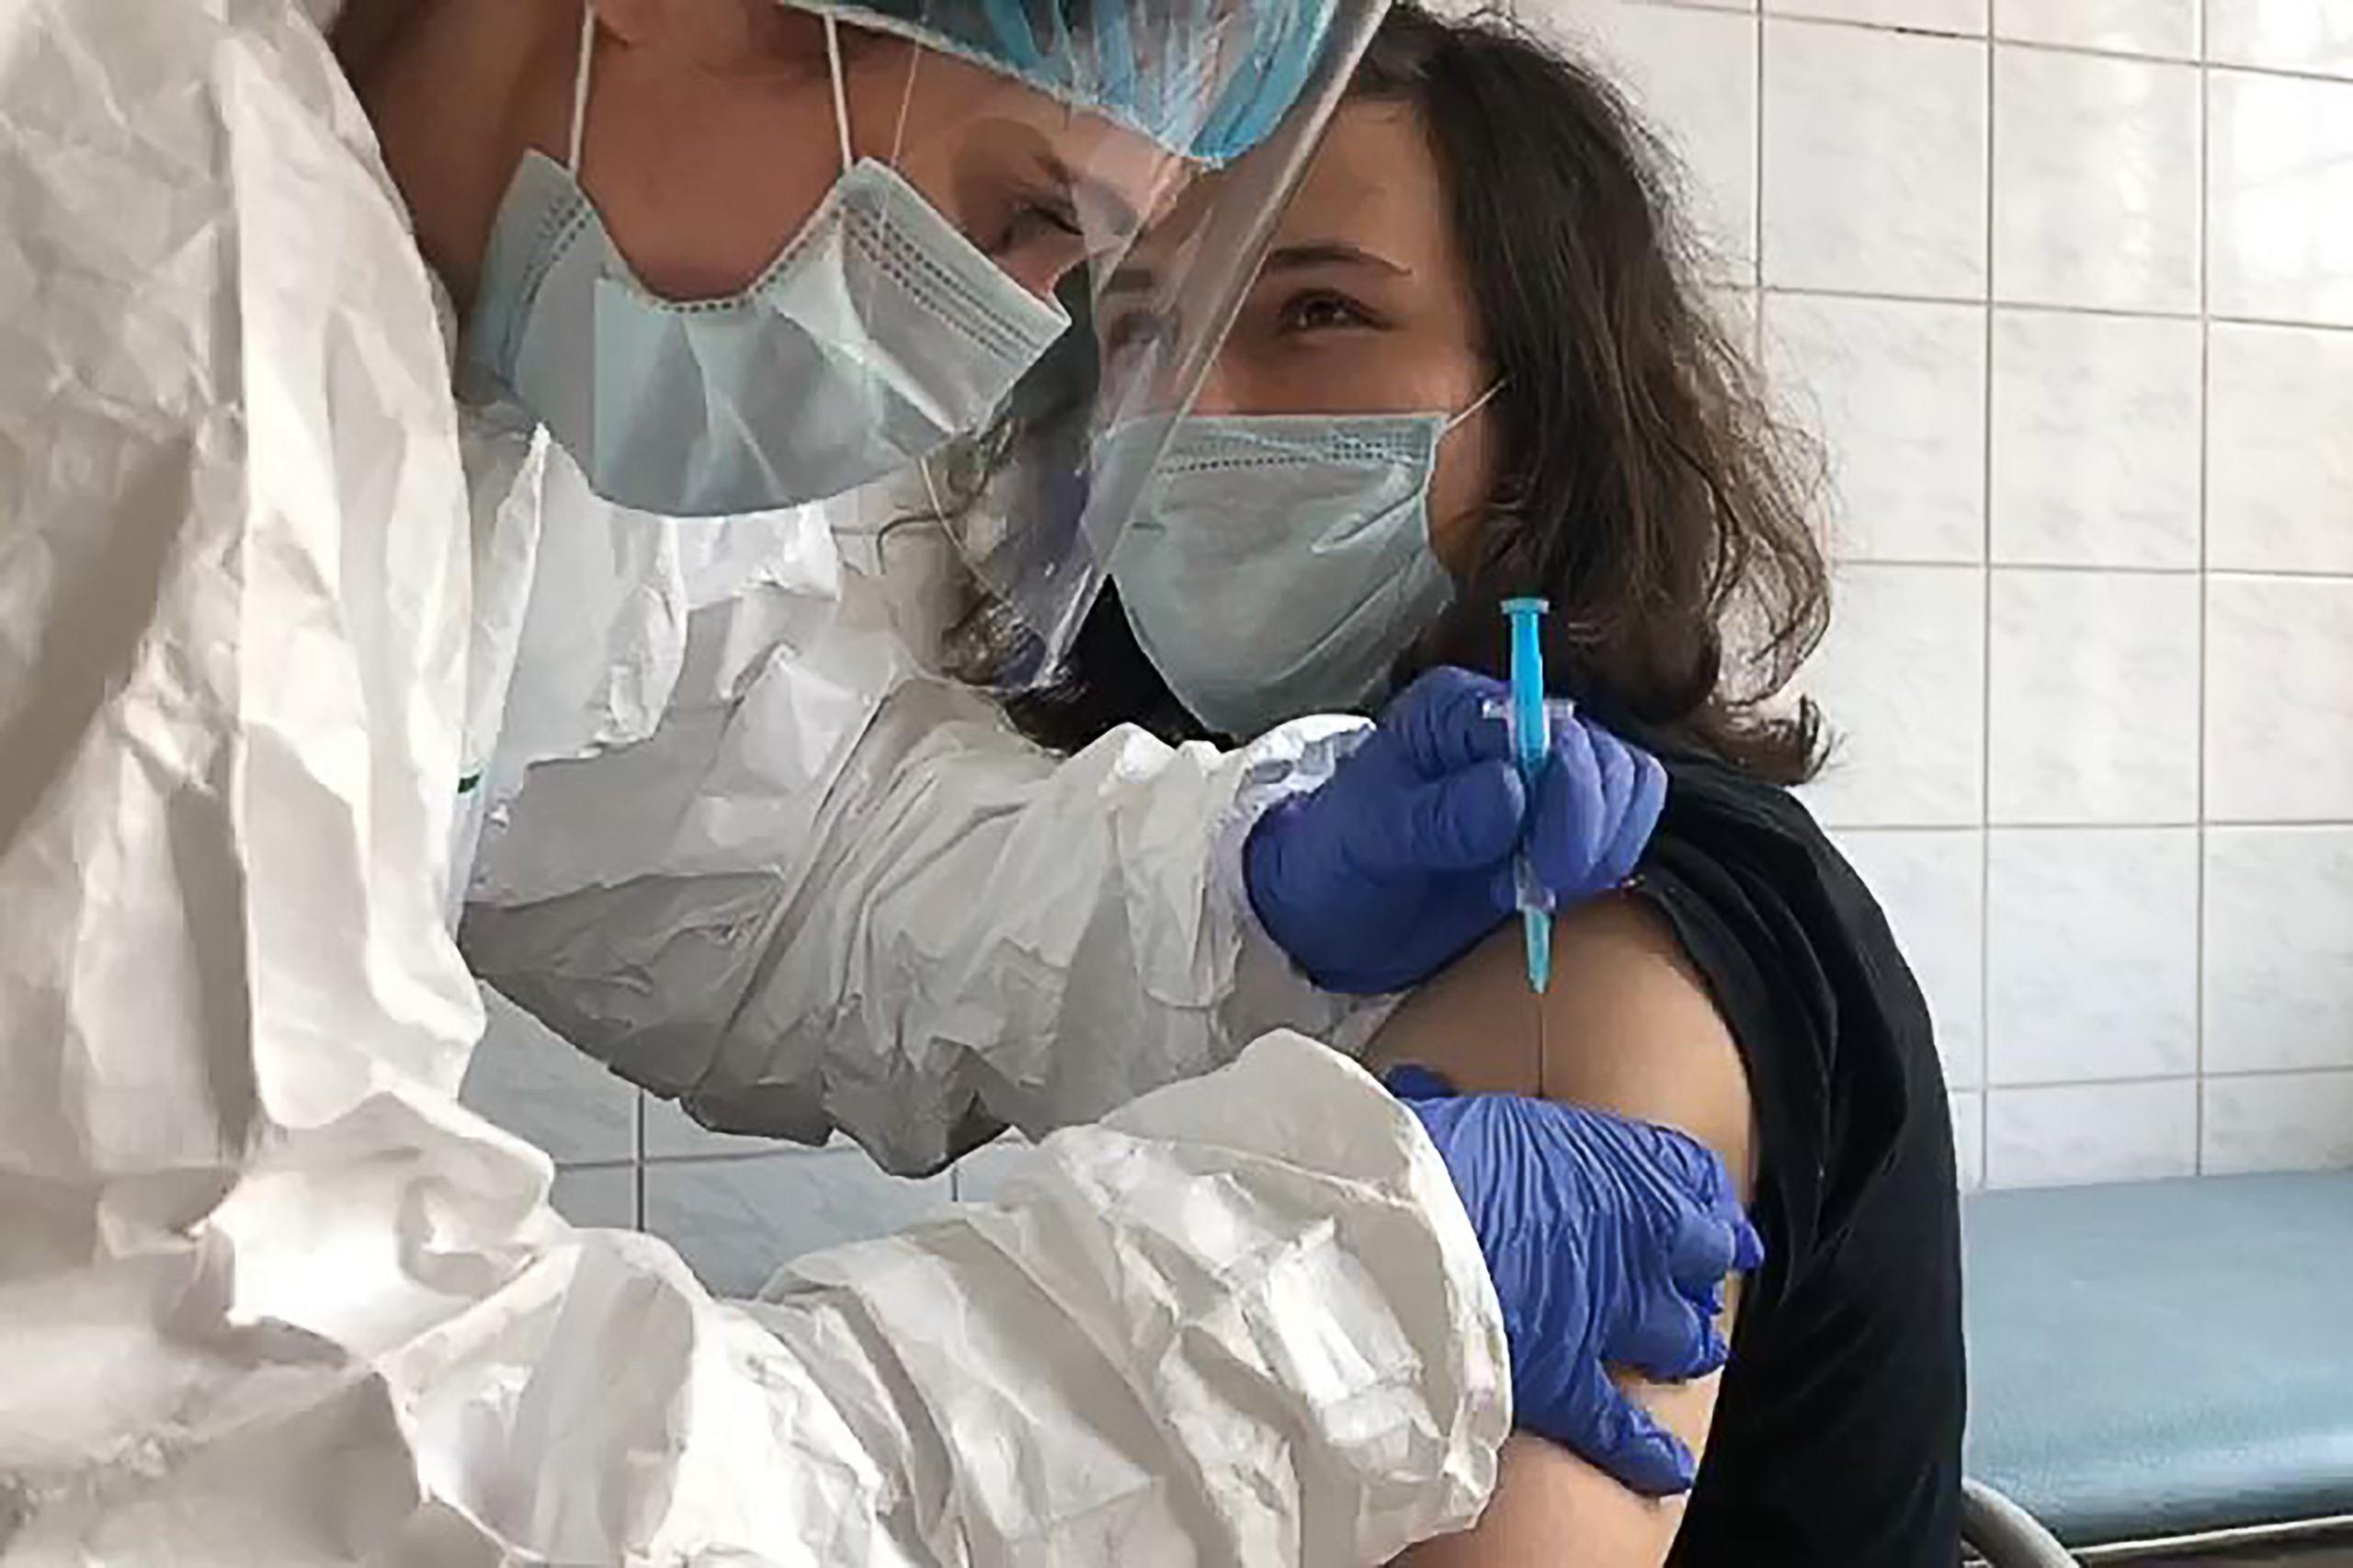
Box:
<box><xmin>995</xmin><ymin>2</ymin><xmax>1833</xmax><ymax>784</ymax></box>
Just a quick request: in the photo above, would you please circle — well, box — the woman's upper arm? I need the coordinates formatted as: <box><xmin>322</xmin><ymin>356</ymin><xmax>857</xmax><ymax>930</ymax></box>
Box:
<box><xmin>1370</xmin><ymin>892</ymin><xmax>1755</xmax><ymax>1194</ymax></box>
<box><xmin>1367</xmin><ymin>893</ymin><xmax>1756</xmax><ymax>1567</ymax></box>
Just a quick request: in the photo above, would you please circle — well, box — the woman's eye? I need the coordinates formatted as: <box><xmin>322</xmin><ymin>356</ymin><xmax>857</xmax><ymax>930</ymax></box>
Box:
<box><xmin>1276</xmin><ymin>290</ymin><xmax>1374</xmax><ymax>334</ymax></box>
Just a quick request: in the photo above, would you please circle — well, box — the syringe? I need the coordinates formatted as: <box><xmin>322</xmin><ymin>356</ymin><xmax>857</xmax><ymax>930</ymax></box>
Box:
<box><xmin>1503</xmin><ymin>597</ymin><xmax>1553</xmax><ymax>994</ymax></box>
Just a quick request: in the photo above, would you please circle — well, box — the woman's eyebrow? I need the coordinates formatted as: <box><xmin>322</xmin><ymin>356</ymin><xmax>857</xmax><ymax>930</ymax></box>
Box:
<box><xmin>1260</xmin><ymin>241</ymin><xmax>1409</xmax><ymax>276</ymax></box>
<box><xmin>1098</xmin><ymin>238</ymin><xmax>1409</xmax><ymax>300</ymax></box>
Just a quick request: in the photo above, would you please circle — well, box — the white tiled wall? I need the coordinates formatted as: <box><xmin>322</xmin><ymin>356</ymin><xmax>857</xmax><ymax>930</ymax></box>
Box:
<box><xmin>467</xmin><ymin>0</ymin><xmax>2353</xmax><ymax>1282</ymax></box>
<box><xmin>1528</xmin><ymin>0</ymin><xmax>2353</xmax><ymax>1188</ymax></box>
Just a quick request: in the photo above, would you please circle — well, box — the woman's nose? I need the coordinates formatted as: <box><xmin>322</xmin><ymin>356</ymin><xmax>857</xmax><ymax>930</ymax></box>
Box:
<box><xmin>1188</xmin><ymin>358</ymin><xmax>1243</xmax><ymax>416</ymax></box>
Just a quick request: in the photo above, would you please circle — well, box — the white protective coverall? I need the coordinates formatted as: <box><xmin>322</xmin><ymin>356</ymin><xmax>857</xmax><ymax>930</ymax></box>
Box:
<box><xmin>458</xmin><ymin>453</ymin><xmax>1381</xmax><ymax>1174</ymax></box>
<box><xmin>0</xmin><ymin>2</ymin><xmax>1512</xmax><ymax>1562</ymax></box>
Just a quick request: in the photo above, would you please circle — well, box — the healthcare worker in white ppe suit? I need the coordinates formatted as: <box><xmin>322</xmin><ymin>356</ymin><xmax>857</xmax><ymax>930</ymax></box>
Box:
<box><xmin>0</xmin><ymin>0</ymin><xmax>1760</xmax><ymax>1560</ymax></box>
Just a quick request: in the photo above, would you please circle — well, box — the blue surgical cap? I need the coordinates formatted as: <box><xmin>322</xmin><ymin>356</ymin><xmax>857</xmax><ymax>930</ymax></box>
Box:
<box><xmin>792</xmin><ymin>0</ymin><xmax>1337</xmax><ymax>165</ymax></box>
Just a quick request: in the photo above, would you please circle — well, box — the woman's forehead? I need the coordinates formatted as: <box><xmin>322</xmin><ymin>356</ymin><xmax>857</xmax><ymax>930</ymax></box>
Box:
<box><xmin>1097</xmin><ymin>97</ymin><xmax>1449</xmax><ymax>299</ymax></box>
<box><xmin>1270</xmin><ymin>99</ymin><xmax>1447</xmax><ymax>251</ymax></box>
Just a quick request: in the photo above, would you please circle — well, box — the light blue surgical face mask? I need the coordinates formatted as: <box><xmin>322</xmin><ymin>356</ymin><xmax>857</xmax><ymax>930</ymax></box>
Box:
<box><xmin>464</xmin><ymin>10</ymin><xmax>1069</xmax><ymax>517</ymax></box>
<box><xmin>1108</xmin><ymin>390</ymin><xmax>1498</xmax><ymax>739</ymax></box>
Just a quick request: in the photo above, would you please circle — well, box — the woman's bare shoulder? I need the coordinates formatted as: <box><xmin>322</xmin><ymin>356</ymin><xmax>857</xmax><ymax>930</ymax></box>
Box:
<box><xmin>1368</xmin><ymin>892</ymin><xmax>1755</xmax><ymax>1196</ymax></box>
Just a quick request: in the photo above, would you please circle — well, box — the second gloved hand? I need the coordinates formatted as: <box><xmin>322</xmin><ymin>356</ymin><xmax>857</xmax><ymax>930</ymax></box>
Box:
<box><xmin>1389</xmin><ymin>1066</ymin><xmax>1765</xmax><ymax>1495</ymax></box>
<box><xmin>1245</xmin><ymin>665</ymin><xmax>1668</xmax><ymax>993</ymax></box>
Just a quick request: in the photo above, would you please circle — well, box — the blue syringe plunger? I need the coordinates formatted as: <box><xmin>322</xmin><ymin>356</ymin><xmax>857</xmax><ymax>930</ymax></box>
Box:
<box><xmin>1501</xmin><ymin>598</ymin><xmax>1551</xmax><ymax>769</ymax></box>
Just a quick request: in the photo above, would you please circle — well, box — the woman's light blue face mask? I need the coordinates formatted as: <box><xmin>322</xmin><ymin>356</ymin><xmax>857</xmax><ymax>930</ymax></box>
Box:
<box><xmin>1108</xmin><ymin>386</ymin><xmax>1499</xmax><ymax>739</ymax></box>
<box><xmin>464</xmin><ymin>9</ymin><xmax>1069</xmax><ymax>518</ymax></box>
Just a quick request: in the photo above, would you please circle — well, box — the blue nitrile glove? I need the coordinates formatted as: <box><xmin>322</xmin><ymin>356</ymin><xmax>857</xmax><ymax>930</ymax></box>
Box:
<box><xmin>1388</xmin><ymin>1064</ymin><xmax>1764</xmax><ymax>1496</ymax></box>
<box><xmin>1245</xmin><ymin>666</ymin><xmax>1669</xmax><ymax>993</ymax></box>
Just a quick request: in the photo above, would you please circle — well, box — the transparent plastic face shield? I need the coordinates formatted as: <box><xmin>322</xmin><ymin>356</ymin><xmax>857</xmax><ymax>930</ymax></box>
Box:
<box><xmin>806</xmin><ymin>0</ymin><xmax>1393</xmax><ymax>688</ymax></box>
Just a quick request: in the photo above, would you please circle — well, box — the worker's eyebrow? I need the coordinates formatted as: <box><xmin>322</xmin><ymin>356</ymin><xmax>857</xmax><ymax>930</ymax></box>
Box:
<box><xmin>1040</xmin><ymin>153</ymin><xmax>1142</xmax><ymax>243</ymax></box>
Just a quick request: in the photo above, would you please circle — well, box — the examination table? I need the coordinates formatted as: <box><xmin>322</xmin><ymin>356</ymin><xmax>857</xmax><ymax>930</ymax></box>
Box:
<box><xmin>1961</xmin><ymin>1172</ymin><xmax>2353</xmax><ymax>1562</ymax></box>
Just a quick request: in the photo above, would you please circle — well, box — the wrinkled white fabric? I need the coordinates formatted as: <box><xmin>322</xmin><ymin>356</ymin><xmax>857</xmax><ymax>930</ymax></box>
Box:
<box><xmin>462</xmin><ymin>470</ymin><xmax>1384</xmax><ymax>1166</ymax></box>
<box><xmin>0</xmin><ymin>1</ymin><xmax>1506</xmax><ymax>1562</ymax></box>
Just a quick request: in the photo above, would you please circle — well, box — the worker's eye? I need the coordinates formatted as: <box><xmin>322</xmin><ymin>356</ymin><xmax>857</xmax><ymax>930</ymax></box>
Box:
<box><xmin>1276</xmin><ymin>289</ymin><xmax>1380</xmax><ymax>335</ymax></box>
<box><xmin>993</xmin><ymin>198</ymin><xmax>1085</xmax><ymax>256</ymax></box>
<box><xmin>980</xmin><ymin>192</ymin><xmax>1096</xmax><ymax>297</ymax></box>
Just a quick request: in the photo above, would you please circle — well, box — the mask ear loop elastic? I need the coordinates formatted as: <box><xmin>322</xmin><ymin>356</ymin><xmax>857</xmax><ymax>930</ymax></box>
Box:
<box><xmin>1444</xmin><ymin>380</ymin><xmax>1506</xmax><ymax>435</ymax></box>
<box><xmin>823</xmin><ymin>11</ymin><xmax>922</xmax><ymax>173</ymax></box>
<box><xmin>823</xmin><ymin>15</ymin><xmax>856</xmax><ymax>175</ymax></box>
<box><xmin>567</xmin><ymin>2</ymin><xmax>597</xmax><ymax>175</ymax></box>
<box><xmin>899</xmin><ymin>36</ymin><xmax>944</xmax><ymax>549</ymax></box>
<box><xmin>835</xmin><ymin>18</ymin><xmax>949</xmax><ymax>530</ymax></box>
<box><xmin>1427</xmin><ymin>380</ymin><xmax>1506</xmax><ymax>517</ymax></box>
<box><xmin>886</xmin><ymin>32</ymin><xmax>920</xmax><ymax>167</ymax></box>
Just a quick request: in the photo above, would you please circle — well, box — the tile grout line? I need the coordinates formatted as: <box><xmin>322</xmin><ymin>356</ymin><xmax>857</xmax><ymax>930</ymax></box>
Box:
<box><xmin>1977</xmin><ymin>17</ymin><xmax>1995</xmax><ymax>1188</ymax></box>
<box><xmin>1752</xmin><ymin>0</ymin><xmax>1766</xmax><ymax>297</ymax></box>
<box><xmin>1827</xmin><ymin>559</ymin><xmax>2353</xmax><ymax>581</ymax></box>
<box><xmin>635</xmin><ymin>1143</ymin><xmax>912</xmax><ymax>1172</ymax></box>
<box><xmin>1696</xmin><ymin>3</ymin><xmax>2353</xmax><ymax>89</ymax></box>
<box><xmin>1984</xmin><ymin>1062</ymin><xmax>2353</xmax><ymax>1091</ymax></box>
<box><xmin>2193</xmin><ymin>0</ymin><xmax>2212</xmax><ymax>1175</ymax></box>
<box><xmin>1757</xmin><ymin>278</ymin><xmax>2353</xmax><ymax>338</ymax></box>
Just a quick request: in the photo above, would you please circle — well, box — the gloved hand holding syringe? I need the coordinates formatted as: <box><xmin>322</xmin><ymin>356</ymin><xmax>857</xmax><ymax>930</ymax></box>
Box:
<box><xmin>1248</xmin><ymin>635</ymin><xmax>1667</xmax><ymax>999</ymax></box>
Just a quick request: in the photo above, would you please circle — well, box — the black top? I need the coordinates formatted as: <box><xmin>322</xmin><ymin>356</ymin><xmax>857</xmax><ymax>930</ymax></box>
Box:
<box><xmin>1631</xmin><ymin>744</ymin><xmax>1965</xmax><ymax>1565</ymax></box>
